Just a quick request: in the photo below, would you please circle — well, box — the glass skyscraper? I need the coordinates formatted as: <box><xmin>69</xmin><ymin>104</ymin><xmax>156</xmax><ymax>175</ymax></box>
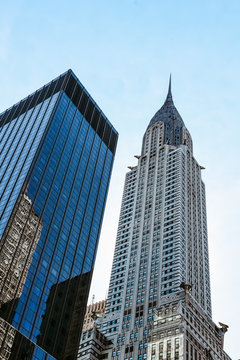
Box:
<box><xmin>0</xmin><ymin>70</ymin><xmax>118</xmax><ymax>360</ymax></box>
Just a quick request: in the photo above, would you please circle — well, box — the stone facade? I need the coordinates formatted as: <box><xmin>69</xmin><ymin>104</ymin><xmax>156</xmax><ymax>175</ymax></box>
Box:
<box><xmin>78</xmin><ymin>327</ymin><xmax>111</xmax><ymax>360</ymax></box>
<box><xmin>78</xmin><ymin>80</ymin><xmax>230</xmax><ymax>360</ymax></box>
<box><xmin>147</xmin><ymin>292</ymin><xmax>230</xmax><ymax>360</ymax></box>
<box><xmin>83</xmin><ymin>300</ymin><xmax>106</xmax><ymax>333</ymax></box>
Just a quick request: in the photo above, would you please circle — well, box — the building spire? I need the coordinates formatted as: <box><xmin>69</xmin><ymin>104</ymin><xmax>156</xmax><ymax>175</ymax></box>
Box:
<box><xmin>168</xmin><ymin>73</ymin><xmax>172</xmax><ymax>94</ymax></box>
<box><xmin>147</xmin><ymin>74</ymin><xmax>185</xmax><ymax>133</ymax></box>
<box><xmin>165</xmin><ymin>73</ymin><xmax>172</xmax><ymax>103</ymax></box>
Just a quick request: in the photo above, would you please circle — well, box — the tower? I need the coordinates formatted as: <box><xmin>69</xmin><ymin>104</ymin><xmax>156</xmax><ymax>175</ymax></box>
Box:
<box><xmin>81</xmin><ymin>78</ymin><xmax>231</xmax><ymax>360</ymax></box>
<box><xmin>0</xmin><ymin>70</ymin><xmax>118</xmax><ymax>359</ymax></box>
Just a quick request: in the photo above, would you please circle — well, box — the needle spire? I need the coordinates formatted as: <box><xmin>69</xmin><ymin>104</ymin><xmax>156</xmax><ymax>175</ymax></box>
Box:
<box><xmin>165</xmin><ymin>73</ymin><xmax>172</xmax><ymax>102</ymax></box>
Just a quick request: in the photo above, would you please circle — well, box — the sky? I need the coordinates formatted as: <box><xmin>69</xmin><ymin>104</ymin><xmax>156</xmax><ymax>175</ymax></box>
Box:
<box><xmin>0</xmin><ymin>0</ymin><xmax>239</xmax><ymax>357</ymax></box>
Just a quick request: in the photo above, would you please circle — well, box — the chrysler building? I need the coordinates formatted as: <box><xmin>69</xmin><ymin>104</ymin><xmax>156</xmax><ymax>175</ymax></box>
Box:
<box><xmin>79</xmin><ymin>79</ymin><xmax>231</xmax><ymax>360</ymax></box>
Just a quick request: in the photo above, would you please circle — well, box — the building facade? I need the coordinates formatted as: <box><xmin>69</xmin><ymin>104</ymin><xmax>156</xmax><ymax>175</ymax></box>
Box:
<box><xmin>78</xmin><ymin>327</ymin><xmax>110</xmax><ymax>360</ymax></box>
<box><xmin>81</xmin><ymin>79</ymin><xmax>231</xmax><ymax>360</ymax></box>
<box><xmin>0</xmin><ymin>70</ymin><xmax>118</xmax><ymax>360</ymax></box>
<box><xmin>83</xmin><ymin>300</ymin><xmax>106</xmax><ymax>333</ymax></box>
<box><xmin>146</xmin><ymin>291</ymin><xmax>229</xmax><ymax>360</ymax></box>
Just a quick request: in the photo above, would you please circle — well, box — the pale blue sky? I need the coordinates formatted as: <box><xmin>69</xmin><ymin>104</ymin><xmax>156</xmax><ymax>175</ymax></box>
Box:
<box><xmin>0</xmin><ymin>1</ymin><xmax>239</xmax><ymax>358</ymax></box>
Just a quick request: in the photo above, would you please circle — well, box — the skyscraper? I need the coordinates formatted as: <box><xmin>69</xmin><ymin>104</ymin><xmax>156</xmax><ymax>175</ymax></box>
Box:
<box><xmin>0</xmin><ymin>70</ymin><xmax>118</xmax><ymax>360</ymax></box>
<box><xmin>80</xmin><ymin>78</ymin><xmax>231</xmax><ymax>360</ymax></box>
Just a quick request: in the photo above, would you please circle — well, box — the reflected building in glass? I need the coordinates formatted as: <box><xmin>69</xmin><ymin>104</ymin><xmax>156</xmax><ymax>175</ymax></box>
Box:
<box><xmin>0</xmin><ymin>70</ymin><xmax>118</xmax><ymax>360</ymax></box>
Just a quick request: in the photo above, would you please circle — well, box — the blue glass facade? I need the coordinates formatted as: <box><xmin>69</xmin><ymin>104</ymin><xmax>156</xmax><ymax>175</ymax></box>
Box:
<box><xmin>0</xmin><ymin>70</ymin><xmax>118</xmax><ymax>359</ymax></box>
<box><xmin>0</xmin><ymin>93</ymin><xmax>59</xmax><ymax>238</ymax></box>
